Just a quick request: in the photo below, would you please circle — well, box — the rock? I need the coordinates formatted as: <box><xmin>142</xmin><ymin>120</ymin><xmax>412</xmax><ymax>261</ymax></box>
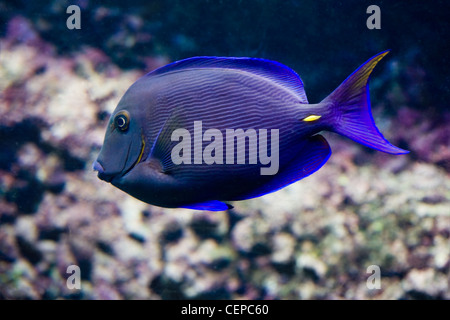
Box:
<box><xmin>192</xmin><ymin>239</ymin><xmax>235</xmax><ymax>270</ymax></box>
<box><xmin>296</xmin><ymin>253</ymin><xmax>327</xmax><ymax>281</ymax></box>
<box><xmin>92</xmin><ymin>280</ymin><xmax>123</xmax><ymax>300</ymax></box>
<box><xmin>16</xmin><ymin>235</ymin><xmax>43</xmax><ymax>265</ymax></box>
<box><xmin>0</xmin><ymin>225</ymin><xmax>18</xmax><ymax>263</ymax></box>
<box><xmin>431</xmin><ymin>235</ymin><xmax>450</xmax><ymax>269</ymax></box>
<box><xmin>271</xmin><ymin>232</ymin><xmax>296</xmax><ymax>264</ymax></box>
<box><xmin>231</xmin><ymin>217</ymin><xmax>270</xmax><ymax>256</ymax></box>
<box><xmin>15</xmin><ymin>216</ymin><xmax>38</xmax><ymax>243</ymax></box>
<box><xmin>402</xmin><ymin>268</ymin><xmax>449</xmax><ymax>299</ymax></box>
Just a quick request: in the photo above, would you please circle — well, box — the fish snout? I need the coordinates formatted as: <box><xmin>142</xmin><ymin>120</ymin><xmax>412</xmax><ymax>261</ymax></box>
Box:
<box><xmin>92</xmin><ymin>160</ymin><xmax>104</xmax><ymax>173</ymax></box>
<box><xmin>92</xmin><ymin>160</ymin><xmax>115</xmax><ymax>182</ymax></box>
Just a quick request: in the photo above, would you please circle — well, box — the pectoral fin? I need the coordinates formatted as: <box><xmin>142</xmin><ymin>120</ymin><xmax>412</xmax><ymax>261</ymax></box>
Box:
<box><xmin>149</xmin><ymin>110</ymin><xmax>183</xmax><ymax>173</ymax></box>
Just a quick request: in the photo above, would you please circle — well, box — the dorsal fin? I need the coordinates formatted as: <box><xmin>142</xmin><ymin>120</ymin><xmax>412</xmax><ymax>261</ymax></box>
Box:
<box><xmin>147</xmin><ymin>56</ymin><xmax>308</xmax><ymax>104</ymax></box>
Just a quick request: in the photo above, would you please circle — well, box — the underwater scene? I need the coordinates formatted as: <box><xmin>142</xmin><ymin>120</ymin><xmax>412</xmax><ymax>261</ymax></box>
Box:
<box><xmin>0</xmin><ymin>0</ymin><xmax>449</xmax><ymax>300</ymax></box>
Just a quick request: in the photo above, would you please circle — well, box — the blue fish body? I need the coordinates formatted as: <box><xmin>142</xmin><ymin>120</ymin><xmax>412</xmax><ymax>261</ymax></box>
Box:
<box><xmin>93</xmin><ymin>51</ymin><xmax>408</xmax><ymax>211</ymax></box>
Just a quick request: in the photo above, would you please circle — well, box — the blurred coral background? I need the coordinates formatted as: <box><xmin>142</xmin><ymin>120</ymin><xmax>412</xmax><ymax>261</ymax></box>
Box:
<box><xmin>0</xmin><ymin>0</ymin><xmax>448</xmax><ymax>299</ymax></box>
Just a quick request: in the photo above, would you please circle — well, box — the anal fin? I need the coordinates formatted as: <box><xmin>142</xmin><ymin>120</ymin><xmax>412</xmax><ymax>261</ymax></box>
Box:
<box><xmin>230</xmin><ymin>134</ymin><xmax>331</xmax><ymax>201</ymax></box>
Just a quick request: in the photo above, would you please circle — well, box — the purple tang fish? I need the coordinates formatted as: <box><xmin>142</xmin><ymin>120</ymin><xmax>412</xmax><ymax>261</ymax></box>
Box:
<box><xmin>93</xmin><ymin>51</ymin><xmax>408</xmax><ymax>211</ymax></box>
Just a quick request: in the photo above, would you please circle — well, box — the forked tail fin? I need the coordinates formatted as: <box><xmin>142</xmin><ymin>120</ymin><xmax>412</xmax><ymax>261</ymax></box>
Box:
<box><xmin>322</xmin><ymin>50</ymin><xmax>408</xmax><ymax>154</ymax></box>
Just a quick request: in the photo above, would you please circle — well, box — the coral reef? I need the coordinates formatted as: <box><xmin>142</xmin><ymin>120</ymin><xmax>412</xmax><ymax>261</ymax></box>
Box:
<box><xmin>0</xmin><ymin>14</ymin><xmax>449</xmax><ymax>300</ymax></box>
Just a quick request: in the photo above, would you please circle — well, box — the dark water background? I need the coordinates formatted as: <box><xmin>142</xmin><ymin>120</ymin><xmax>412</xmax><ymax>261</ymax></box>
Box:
<box><xmin>2</xmin><ymin>0</ymin><xmax>449</xmax><ymax>107</ymax></box>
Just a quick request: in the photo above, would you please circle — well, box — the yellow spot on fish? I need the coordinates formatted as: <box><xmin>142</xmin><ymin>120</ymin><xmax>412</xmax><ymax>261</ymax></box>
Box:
<box><xmin>303</xmin><ymin>115</ymin><xmax>322</xmax><ymax>122</ymax></box>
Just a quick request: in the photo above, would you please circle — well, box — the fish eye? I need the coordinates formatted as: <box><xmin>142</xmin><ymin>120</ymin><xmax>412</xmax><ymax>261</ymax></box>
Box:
<box><xmin>114</xmin><ymin>111</ymin><xmax>130</xmax><ymax>131</ymax></box>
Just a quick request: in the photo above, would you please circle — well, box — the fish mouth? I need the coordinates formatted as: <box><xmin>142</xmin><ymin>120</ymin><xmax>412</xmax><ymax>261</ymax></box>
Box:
<box><xmin>93</xmin><ymin>136</ymin><xmax>145</xmax><ymax>183</ymax></box>
<box><xmin>92</xmin><ymin>160</ymin><xmax>116</xmax><ymax>183</ymax></box>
